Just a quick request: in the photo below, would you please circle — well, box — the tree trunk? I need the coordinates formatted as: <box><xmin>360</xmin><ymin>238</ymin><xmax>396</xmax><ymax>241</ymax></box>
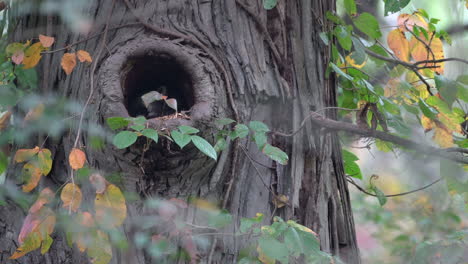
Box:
<box><xmin>0</xmin><ymin>0</ymin><xmax>360</xmax><ymax>263</ymax></box>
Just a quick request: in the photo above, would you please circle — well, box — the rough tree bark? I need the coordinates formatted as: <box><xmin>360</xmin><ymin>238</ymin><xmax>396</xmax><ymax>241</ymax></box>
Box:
<box><xmin>0</xmin><ymin>0</ymin><xmax>360</xmax><ymax>263</ymax></box>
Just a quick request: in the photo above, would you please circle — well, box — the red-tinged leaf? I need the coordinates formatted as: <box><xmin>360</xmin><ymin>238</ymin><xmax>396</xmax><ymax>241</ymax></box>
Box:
<box><xmin>387</xmin><ymin>29</ymin><xmax>410</xmax><ymax>62</ymax></box>
<box><xmin>95</xmin><ymin>184</ymin><xmax>127</xmax><ymax>228</ymax></box>
<box><xmin>61</xmin><ymin>183</ymin><xmax>82</xmax><ymax>212</ymax></box>
<box><xmin>18</xmin><ymin>205</ymin><xmax>55</xmax><ymax>245</ymax></box>
<box><xmin>89</xmin><ymin>173</ymin><xmax>108</xmax><ymax>194</ymax></box>
<box><xmin>79</xmin><ymin>212</ymin><xmax>95</xmax><ymax>228</ymax></box>
<box><xmin>21</xmin><ymin>163</ymin><xmax>43</xmax><ymax>193</ymax></box>
<box><xmin>23</xmin><ymin>42</ymin><xmax>44</xmax><ymax>69</ymax></box>
<box><xmin>76</xmin><ymin>50</ymin><xmax>92</xmax><ymax>63</ymax></box>
<box><xmin>165</xmin><ymin>98</ymin><xmax>178</xmax><ymax>112</ymax></box>
<box><xmin>39</xmin><ymin>34</ymin><xmax>55</xmax><ymax>48</ymax></box>
<box><xmin>12</xmin><ymin>51</ymin><xmax>24</xmax><ymax>65</ymax></box>
<box><xmin>397</xmin><ymin>13</ymin><xmax>428</xmax><ymax>32</ymax></box>
<box><xmin>24</xmin><ymin>103</ymin><xmax>45</xmax><ymax>124</ymax></box>
<box><xmin>61</xmin><ymin>53</ymin><xmax>77</xmax><ymax>75</ymax></box>
<box><xmin>29</xmin><ymin>188</ymin><xmax>55</xmax><ymax>214</ymax></box>
<box><xmin>14</xmin><ymin>146</ymin><xmax>40</xmax><ymax>163</ymax></box>
<box><xmin>69</xmin><ymin>148</ymin><xmax>86</xmax><ymax>170</ymax></box>
<box><xmin>37</xmin><ymin>148</ymin><xmax>52</xmax><ymax>175</ymax></box>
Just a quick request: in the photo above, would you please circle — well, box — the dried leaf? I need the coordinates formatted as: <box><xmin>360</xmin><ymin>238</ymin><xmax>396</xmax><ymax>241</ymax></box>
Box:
<box><xmin>61</xmin><ymin>183</ymin><xmax>82</xmax><ymax>212</ymax></box>
<box><xmin>0</xmin><ymin>110</ymin><xmax>12</xmax><ymax>131</ymax></box>
<box><xmin>272</xmin><ymin>194</ymin><xmax>289</xmax><ymax>209</ymax></box>
<box><xmin>89</xmin><ymin>173</ymin><xmax>108</xmax><ymax>194</ymax></box>
<box><xmin>69</xmin><ymin>148</ymin><xmax>86</xmax><ymax>170</ymax></box>
<box><xmin>95</xmin><ymin>184</ymin><xmax>127</xmax><ymax>228</ymax></box>
<box><xmin>387</xmin><ymin>29</ymin><xmax>410</xmax><ymax>62</ymax></box>
<box><xmin>61</xmin><ymin>53</ymin><xmax>77</xmax><ymax>75</ymax></box>
<box><xmin>77</xmin><ymin>50</ymin><xmax>92</xmax><ymax>63</ymax></box>
<box><xmin>39</xmin><ymin>35</ymin><xmax>55</xmax><ymax>48</ymax></box>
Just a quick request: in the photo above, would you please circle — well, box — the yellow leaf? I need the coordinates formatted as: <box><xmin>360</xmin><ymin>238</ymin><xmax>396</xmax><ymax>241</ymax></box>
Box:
<box><xmin>23</xmin><ymin>42</ymin><xmax>44</xmax><ymax>69</ymax></box>
<box><xmin>61</xmin><ymin>53</ymin><xmax>77</xmax><ymax>75</ymax></box>
<box><xmin>77</xmin><ymin>50</ymin><xmax>92</xmax><ymax>63</ymax></box>
<box><xmin>190</xmin><ymin>198</ymin><xmax>218</xmax><ymax>211</ymax></box>
<box><xmin>95</xmin><ymin>184</ymin><xmax>127</xmax><ymax>228</ymax></box>
<box><xmin>61</xmin><ymin>183</ymin><xmax>82</xmax><ymax>212</ymax></box>
<box><xmin>21</xmin><ymin>162</ymin><xmax>43</xmax><ymax>192</ymax></box>
<box><xmin>14</xmin><ymin>146</ymin><xmax>40</xmax><ymax>163</ymax></box>
<box><xmin>10</xmin><ymin>232</ymin><xmax>42</xmax><ymax>259</ymax></box>
<box><xmin>397</xmin><ymin>13</ymin><xmax>428</xmax><ymax>32</ymax></box>
<box><xmin>38</xmin><ymin>34</ymin><xmax>55</xmax><ymax>48</ymax></box>
<box><xmin>272</xmin><ymin>194</ymin><xmax>289</xmax><ymax>208</ymax></box>
<box><xmin>433</xmin><ymin>125</ymin><xmax>453</xmax><ymax>148</ymax></box>
<box><xmin>387</xmin><ymin>29</ymin><xmax>410</xmax><ymax>62</ymax></box>
<box><xmin>69</xmin><ymin>148</ymin><xmax>86</xmax><ymax>170</ymax></box>
<box><xmin>421</xmin><ymin>115</ymin><xmax>434</xmax><ymax>132</ymax></box>
<box><xmin>406</xmin><ymin>72</ymin><xmax>430</xmax><ymax>99</ymax></box>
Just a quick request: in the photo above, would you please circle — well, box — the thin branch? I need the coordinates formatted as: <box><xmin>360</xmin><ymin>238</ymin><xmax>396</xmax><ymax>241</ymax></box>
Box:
<box><xmin>347</xmin><ymin>176</ymin><xmax>442</xmax><ymax>197</ymax></box>
<box><xmin>413</xmin><ymin>57</ymin><xmax>468</xmax><ymax>66</ymax></box>
<box><xmin>276</xmin><ymin>112</ymin><xmax>468</xmax><ymax>164</ymax></box>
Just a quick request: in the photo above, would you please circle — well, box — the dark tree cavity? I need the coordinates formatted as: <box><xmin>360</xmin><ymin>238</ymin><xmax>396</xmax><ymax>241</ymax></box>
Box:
<box><xmin>0</xmin><ymin>0</ymin><xmax>361</xmax><ymax>263</ymax></box>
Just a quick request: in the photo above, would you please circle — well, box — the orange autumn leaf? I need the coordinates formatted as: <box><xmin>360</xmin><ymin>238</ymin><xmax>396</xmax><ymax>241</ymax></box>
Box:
<box><xmin>38</xmin><ymin>34</ymin><xmax>55</xmax><ymax>48</ymax></box>
<box><xmin>421</xmin><ymin>115</ymin><xmax>434</xmax><ymax>132</ymax></box>
<box><xmin>409</xmin><ymin>34</ymin><xmax>444</xmax><ymax>74</ymax></box>
<box><xmin>76</xmin><ymin>50</ymin><xmax>92</xmax><ymax>63</ymax></box>
<box><xmin>61</xmin><ymin>53</ymin><xmax>77</xmax><ymax>75</ymax></box>
<box><xmin>69</xmin><ymin>148</ymin><xmax>86</xmax><ymax>170</ymax></box>
<box><xmin>23</xmin><ymin>42</ymin><xmax>44</xmax><ymax>69</ymax></box>
<box><xmin>95</xmin><ymin>184</ymin><xmax>127</xmax><ymax>228</ymax></box>
<box><xmin>61</xmin><ymin>183</ymin><xmax>82</xmax><ymax>212</ymax></box>
<box><xmin>14</xmin><ymin>146</ymin><xmax>40</xmax><ymax>163</ymax></box>
<box><xmin>397</xmin><ymin>13</ymin><xmax>428</xmax><ymax>32</ymax></box>
<box><xmin>387</xmin><ymin>29</ymin><xmax>410</xmax><ymax>62</ymax></box>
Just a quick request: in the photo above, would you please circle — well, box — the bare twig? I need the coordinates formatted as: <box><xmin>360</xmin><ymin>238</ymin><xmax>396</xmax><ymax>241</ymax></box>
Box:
<box><xmin>347</xmin><ymin>176</ymin><xmax>442</xmax><ymax>197</ymax></box>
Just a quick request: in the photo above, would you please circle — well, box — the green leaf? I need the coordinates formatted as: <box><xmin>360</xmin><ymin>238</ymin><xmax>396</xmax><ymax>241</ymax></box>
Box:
<box><xmin>113</xmin><ymin>131</ymin><xmax>138</xmax><ymax>149</ymax></box>
<box><xmin>240</xmin><ymin>214</ymin><xmax>263</xmax><ymax>233</ymax></box>
<box><xmin>15</xmin><ymin>67</ymin><xmax>38</xmax><ymax>90</ymax></box>
<box><xmin>342</xmin><ymin>149</ymin><xmax>359</xmax><ymax>162</ymax></box>
<box><xmin>263</xmin><ymin>0</ymin><xmax>278</xmax><ymax>10</ymax></box>
<box><xmin>284</xmin><ymin>227</ymin><xmax>304</xmax><ymax>256</ymax></box>
<box><xmin>376</xmin><ymin>139</ymin><xmax>393</xmax><ymax>152</ymax></box>
<box><xmin>435</xmin><ymin>76</ymin><xmax>457</xmax><ymax>106</ymax></box>
<box><xmin>330</xmin><ymin>62</ymin><xmax>353</xmax><ymax>81</ymax></box>
<box><xmin>253</xmin><ymin>132</ymin><xmax>267</xmax><ymax>150</ymax></box>
<box><xmin>233</xmin><ymin>124</ymin><xmax>249</xmax><ymax>139</ymax></box>
<box><xmin>178</xmin><ymin>125</ymin><xmax>199</xmax><ymax>134</ymax></box>
<box><xmin>214</xmin><ymin>138</ymin><xmax>228</xmax><ymax>152</ymax></box>
<box><xmin>326</xmin><ymin>11</ymin><xmax>344</xmax><ymax>25</ymax></box>
<box><xmin>344</xmin><ymin>0</ymin><xmax>357</xmax><ymax>16</ymax></box>
<box><xmin>207</xmin><ymin>209</ymin><xmax>232</xmax><ymax>228</ymax></box>
<box><xmin>342</xmin><ymin>149</ymin><xmax>362</xmax><ymax>179</ymax></box>
<box><xmin>456</xmin><ymin>75</ymin><xmax>468</xmax><ymax>103</ymax></box>
<box><xmin>371</xmin><ymin>186</ymin><xmax>387</xmax><ymax>206</ymax></box>
<box><xmin>334</xmin><ymin>25</ymin><xmax>352</xmax><ymax>51</ymax></box>
<box><xmin>132</xmin><ymin>116</ymin><xmax>147</xmax><ymax>126</ymax></box>
<box><xmin>384</xmin><ymin>0</ymin><xmax>410</xmax><ymax>15</ymax></box>
<box><xmin>368</xmin><ymin>44</ymin><xmax>389</xmax><ymax>66</ymax></box>
<box><xmin>418</xmin><ymin>99</ymin><xmax>437</xmax><ymax>119</ymax></box>
<box><xmin>262</xmin><ymin>144</ymin><xmax>288</xmax><ymax>165</ymax></box>
<box><xmin>352</xmin><ymin>12</ymin><xmax>382</xmax><ymax>39</ymax></box>
<box><xmin>130</xmin><ymin>124</ymin><xmax>145</xmax><ymax>132</ymax></box>
<box><xmin>141</xmin><ymin>129</ymin><xmax>159</xmax><ymax>143</ymax></box>
<box><xmin>191</xmin><ymin>135</ymin><xmax>217</xmax><ymax>160</ymax></box>
<box><xmin>258</xmin><ymin>236</ymin><xmax>289</xmax><ymax>263</ymax></box>
<box><xmin>41</xmin><ymin>234</ymin><xmax>53</xmax><ymax>254</ymax></box>
<box><xmin>249</xmin><ymin>121</ymin><xmax>270</xmax><ymax>133</ymax></box>
<box><xmin>171</xmin><ymin>130</ymin><xmax>191</xmax><ymax>149</ymax></box>
<box><xmin>106</xmin><ymin>117</ymin><xmax>130</xmax><ymax>130</ymax></box>
<box><xmin>215</xmin><ymin>118</ymin><xmax>236</xmax><ymax>126</ymax></box>
<box><xmin>319</xmin><ymin>32</ymin><xmax>329</xmax><ymax>45</ymax></box>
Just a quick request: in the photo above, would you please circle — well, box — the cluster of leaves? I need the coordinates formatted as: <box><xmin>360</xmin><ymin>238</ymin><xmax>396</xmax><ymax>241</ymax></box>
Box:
<box><xmin>325</xmin><ymin>0</ymin><xmax>467</xmax><ymax>151</ymax></box>
<box><xmin>215</xmin><ymin>118</ymin><xmax>289</xmax><ymax>165</ymax></box>
<box><xmin>10</xmin><ymin>146</ymin><xmax>127</xmax><ymax>264</ymax></box>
